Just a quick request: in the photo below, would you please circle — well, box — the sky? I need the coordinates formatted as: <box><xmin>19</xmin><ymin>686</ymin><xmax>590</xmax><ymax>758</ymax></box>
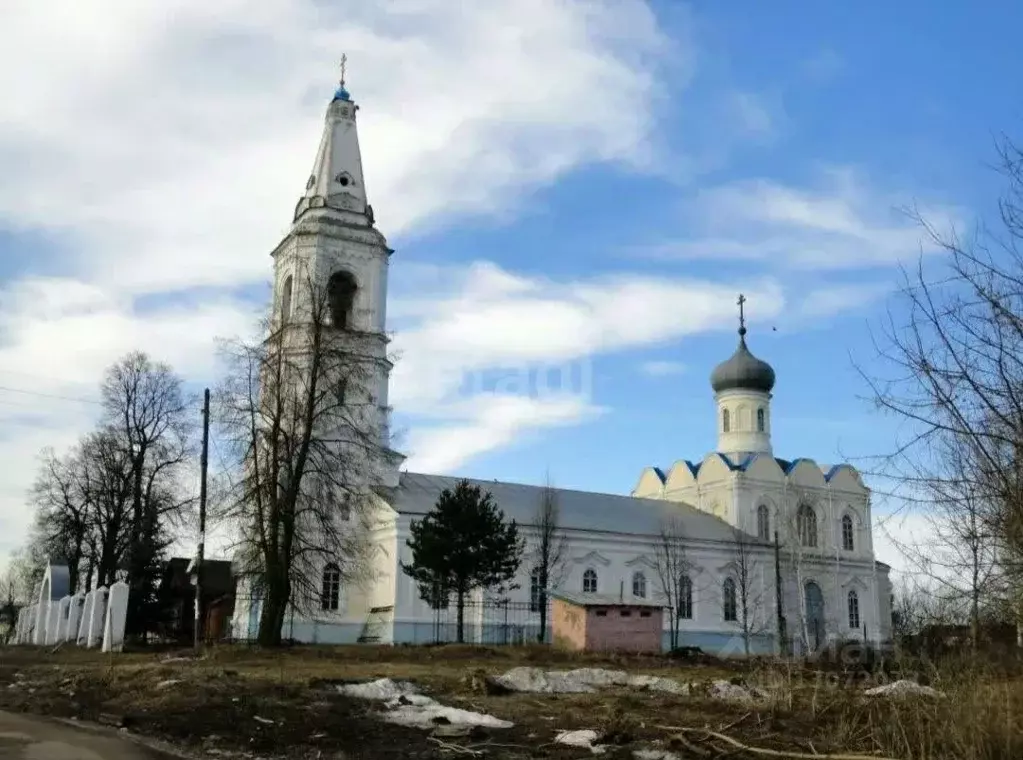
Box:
<box><xmin>1</xmin><ymin>0</ymin><xmax>1022</xmax><ymax>578</ymax></box>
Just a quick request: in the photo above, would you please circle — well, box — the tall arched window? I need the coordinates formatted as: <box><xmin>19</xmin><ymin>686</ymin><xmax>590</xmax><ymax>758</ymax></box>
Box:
<box><xmin>757</xmin><ymin>504</ymin><xmax>770</xmax><ymax>540</ymax></box>
<box><xmin>281</xmin><ymin>275</ymin><xmax>294</xmax><ymax>323</ymax></box>
<box><xmin>632</xmin><ymin>571</ymin><xmax>647</xmax><ymax>599</ymax></box>
<box><xmin>529</xmin><ymin>568</ymin><xmax>544</xmax><ymax>612</ymax></box>
<box><xmin>320</xmin><ymin>564</ymin><xmax>341</xmax><ymax>611</ymax></box>
<box><xmin>805</xmin><ymin>581</ymin><xmax>825</xmax><ymax>647</ymax></box>
<box><xmin>722</xmin><ymin>578</ymin><xmax>737</xmax><ymax>622</ymax></box>
<box><xmin>327</xmin><ymin>270</ymin><xmax>358</xmax><ymax>329</ymax></box>
<box><xmin>841</xmin><ymin>514</ymin><xmax>855</xmax><ymax>551</ymax></box>
<box><xmin>756</xmin><ymin>407</ymin><xmax>765</xmax><ymax>432</ymax></box>
<box><xmin>797</xmin><ymin>504</ymin><xmax>818</xmax><ymax>547</ymax></box>
<box><xmin>677</xmin><ymin>575</ymin><xmax>693</xmax><ymax>620</ymax></box>
<box><xmin>847</xmin><ymin>589</ymin><xmax>861</xmax><ymax>629</ymax></box>
<box><xmin>722</xmin><ymin>408</ymin><xmax>731</xmax><ymax>433</ymax></box>
<box><xmin>583</xmin><ymin>568</ymin><xmax>598</xmax><ymax>594</ymax></box>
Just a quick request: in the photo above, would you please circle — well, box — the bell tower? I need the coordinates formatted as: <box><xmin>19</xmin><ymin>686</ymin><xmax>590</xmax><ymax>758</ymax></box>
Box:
<box><xmin>709</xmin><ymin>294</ymin><xmax>776</xmax><ymax>459</ymax></box>
<box><xmin>269</xmin><ymin>62</ymin><xmax>402</xmax><ymax>487</ymax></box>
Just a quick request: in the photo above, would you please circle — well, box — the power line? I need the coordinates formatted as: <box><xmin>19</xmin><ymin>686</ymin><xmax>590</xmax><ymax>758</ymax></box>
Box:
<box><xmin>0</xmin><ymin>384</ymin><xmax>102</xmax><ymax>406</ymax></box>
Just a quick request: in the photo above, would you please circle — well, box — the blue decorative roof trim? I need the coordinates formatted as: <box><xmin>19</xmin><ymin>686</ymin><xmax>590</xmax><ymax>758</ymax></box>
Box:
<box><xmin>651</xmin><ymin>466</ymin><xmax>667</xmax><ymax>484</ymax></box>
<box><xmin>823</xmin><ymin>463</ymin><xmax>855</xmax><ymax>482</ymax></box>
<box><xmin>684</xmin><ymin>460</ymin><xmax>701</xmax><ymax>477</ymax></box>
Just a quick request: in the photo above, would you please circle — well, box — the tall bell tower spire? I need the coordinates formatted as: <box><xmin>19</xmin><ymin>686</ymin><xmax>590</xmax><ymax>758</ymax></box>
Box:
<box><xmin>293</xmin><ymin>56</ymin><xmax>374</xmax><ymax>225</ymax></box>
<box><xmin>269</xmin><ymin>64</ymin><xmax>402</xmax><ymax>487</ymax></box>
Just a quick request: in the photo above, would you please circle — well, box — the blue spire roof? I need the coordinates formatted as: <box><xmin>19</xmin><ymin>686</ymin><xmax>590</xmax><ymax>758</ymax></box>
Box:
<box><xmin>332</xmin><ymin>85</ymin><xmax>351</xmax><ymax>102</ymax></box>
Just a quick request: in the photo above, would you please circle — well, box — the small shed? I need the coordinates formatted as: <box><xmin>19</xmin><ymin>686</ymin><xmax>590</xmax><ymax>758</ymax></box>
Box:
<box><xmin>550</xmin><ymin>591</ymin><xmax>665</xmax><ymax>654</ymax></box>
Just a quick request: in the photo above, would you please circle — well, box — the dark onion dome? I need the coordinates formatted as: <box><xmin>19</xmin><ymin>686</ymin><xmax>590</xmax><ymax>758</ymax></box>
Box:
<box><xmin>710</xmin><ymin>326</ymin><xmax>776</xmax><ymax>394</ymax></box>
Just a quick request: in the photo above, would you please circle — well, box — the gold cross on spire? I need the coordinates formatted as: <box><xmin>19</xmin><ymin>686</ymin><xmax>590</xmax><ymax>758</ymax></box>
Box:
<box><xmin>737</xmin><ymin>293</ymin><xmax>747</xmax><ymax>335</ymax></box>
<box><xmin>339</xmin><ymin>53</ymin><xmax>348</xmax><ymax>87</ymax></box>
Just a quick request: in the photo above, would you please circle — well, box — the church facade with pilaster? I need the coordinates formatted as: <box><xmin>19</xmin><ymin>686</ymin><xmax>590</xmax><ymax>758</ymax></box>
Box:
<box><xmin>231</xmin><ymin>74</ymin><xmax>893</xmax><ymax>654</ymax></box>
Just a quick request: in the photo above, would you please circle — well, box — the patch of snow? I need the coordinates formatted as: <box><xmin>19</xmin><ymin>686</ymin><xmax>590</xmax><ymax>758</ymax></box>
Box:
<box><xmin>335</xmin><ymin>678</ymin><xmax>420</xmax><ymax>700</ymax></box>
<box><xmin>555</xmin><ymin>729</ymin><xmax>607</xmax><ymax>754</ymax></box>
<box><xmin>156</xmin><ymin>679</ymin><xmax>182</xmax><ymax>689</ymax></box>
<box><xmin>495</xmin><ymin>667</ymin><xmax>595</xmax><ymax>693</ymax></box>
<box><xmin>495</xmin><ymin>667</ymin><xmax>693</xmax><ymax>695</ymax></box>
<box><xmin>336</xmin><ymin>677</ymin><xmax>511</xmax><ymax>731</ymax></box>
<box><xmin>708</xmin><ymin>679</ymin><xmax>767</xmax><ymax>703</ymax></box>
<box><xmin>382</xmin><ymin>695</ymin><xmax>513</xmax><ymax>730</ymax></box>
<box><xmin>864</xmin><ymin>680</ymin><xmax>944</xmax><ymax>698</ymax></box>
<box><xmin>633</xmin><ymin>750</ymin><xmax>681</xmax><ymax>760</ymax></box>
<box><xmin>627</xmin><ymin>675</ymin><xmax>692</xmax><ymax>695</ymax></box>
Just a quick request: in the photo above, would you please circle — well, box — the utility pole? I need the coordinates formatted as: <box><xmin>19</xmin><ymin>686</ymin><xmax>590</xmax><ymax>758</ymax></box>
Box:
<box><xmin>194</xmin><ymin>388</ymin><xmax>211</xmax><ymax>650</ymax></box>
<box><xmin>774</xmin><ymin>530</ymin><xmax>787</xmax><ymax>658</ymax></box>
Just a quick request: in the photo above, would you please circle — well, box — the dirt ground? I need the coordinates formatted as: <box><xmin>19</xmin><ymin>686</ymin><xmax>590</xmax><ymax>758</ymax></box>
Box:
<box><xmin>0</xmin><ymin>644</ymin><xmax>948</xmax><ymax>759</ymax></box>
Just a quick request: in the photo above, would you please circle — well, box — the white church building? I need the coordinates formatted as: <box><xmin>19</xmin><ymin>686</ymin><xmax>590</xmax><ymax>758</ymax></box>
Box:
<box><xmin>230</xmin><ymin>75</ymin><xmax>894</xmax><ymax>655</ymax></box>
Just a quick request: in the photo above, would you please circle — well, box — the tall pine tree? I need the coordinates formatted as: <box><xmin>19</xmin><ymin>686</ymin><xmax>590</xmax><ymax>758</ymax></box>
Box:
<box><xmin>402</xmin><ymin>480</ymin><xmax>524</xmax><ymax>643</ymax></box>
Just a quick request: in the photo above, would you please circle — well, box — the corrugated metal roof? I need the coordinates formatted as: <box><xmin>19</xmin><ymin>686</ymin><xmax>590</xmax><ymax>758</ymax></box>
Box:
<box><xmin>391</xmin><ymin>471</ymin><xmax>751</xmax><ymax>544</ymax></box>
<box><xmin>550</xmin><ymin>590</ymin><xmax>666</xmax><ymax>608</ymax></box>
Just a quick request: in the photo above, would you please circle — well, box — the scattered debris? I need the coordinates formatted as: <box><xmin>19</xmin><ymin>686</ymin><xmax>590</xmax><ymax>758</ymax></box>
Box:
<box><xmin>864</xmin><ymin>680</ymin><xmax>944</xmax><ymax>699</ymax></box>
<box><xmin>156</xmin><ymin>679</ymin><xmax>182</xmax><ymax>690</ymax></box>
<box><xmin>555</xmin><ymin>729</ymin><xmax>607</xmax><ymax>754</ymax></box>
<box><xmin>253</xmin><ymin>716</ymin><xmax>275</xmax><ymax>726</ymax></box>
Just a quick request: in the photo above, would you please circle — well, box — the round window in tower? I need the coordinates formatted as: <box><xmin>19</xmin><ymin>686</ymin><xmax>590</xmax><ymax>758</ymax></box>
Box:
<box><xmin>339</xmin><ymin>176</ymin><xmax>349</xmax><ymax>186</ymax></box>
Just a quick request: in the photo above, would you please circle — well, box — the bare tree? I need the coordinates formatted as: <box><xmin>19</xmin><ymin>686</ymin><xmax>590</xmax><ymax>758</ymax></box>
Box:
<box><xmin>731</xmin><ymin>527</ymin><xmax>770</xmax><ymax>656</ymax></box>
<box><xmin>29</xmin><ymin>448</ymin><xmax>93</xmax><ymax>594</ymax></box>
<box><xmin>215</xmin><ymin>274</ymin><xmax>394</xmax><ymax>646</ymax></box>
<box><xmin>859</xmin><ymin>137</ymin><xmax>1023</xmax><ymax>644</ymax></box>
<box><xmin>100</xmin><ymin>351</ymin><xmax>194</xmax><ymax>634</ymax></box>
<box><xmin>653</xmin><ymin>516</ymin><xmax>690</xmax><ymax>651</ymax></box>
<box><xmin>528</xmin><ymin>472</ymin><xmax>569</xmax><ymax>642</ymax></box>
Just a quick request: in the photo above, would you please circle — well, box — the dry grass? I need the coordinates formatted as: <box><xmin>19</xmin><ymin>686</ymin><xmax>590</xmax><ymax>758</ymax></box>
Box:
<box><xmin>0</xmin><ymin>644</ymin><xmax>1019</xmax><ymax>759</ymax></box>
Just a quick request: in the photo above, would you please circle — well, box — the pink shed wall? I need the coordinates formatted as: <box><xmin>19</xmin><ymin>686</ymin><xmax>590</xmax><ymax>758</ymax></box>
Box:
<box><xmin>552</xmin><ymin>598</ymin><xmax>664</xmax><ymax>654</ymax></box>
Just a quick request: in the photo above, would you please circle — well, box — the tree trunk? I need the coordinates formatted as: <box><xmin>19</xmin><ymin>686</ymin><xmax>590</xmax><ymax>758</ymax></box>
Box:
<box><xmin>258</xmin><ymin>567</ymin><xmax>290</xmax><ymax>647</ymax></box>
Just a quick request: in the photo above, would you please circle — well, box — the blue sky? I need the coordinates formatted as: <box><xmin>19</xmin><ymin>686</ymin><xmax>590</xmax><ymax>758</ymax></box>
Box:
<box><xmin>0</xmin><ymin>1</ymin><xmax>1021</xmax><ymax>570</ymax></box>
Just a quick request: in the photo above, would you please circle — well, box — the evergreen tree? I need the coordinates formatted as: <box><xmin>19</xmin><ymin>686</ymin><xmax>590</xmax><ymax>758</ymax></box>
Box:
<box><xmin>402</xmin><ymin>480</ymin><xmax>524</xmax><ymax>643</ymax></box>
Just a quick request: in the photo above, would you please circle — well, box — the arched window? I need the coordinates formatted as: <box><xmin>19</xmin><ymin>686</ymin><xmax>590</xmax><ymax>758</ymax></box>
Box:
<box><xmin>677</xmin><ymin>575</ymin><xmax>693</xmax><ymax>620</ymax></box>
<box><xmin>805</xmin><ymin>581</ymin><xmax>825</xmax><ymax>647</ymax></box>
<box><xmin>632</xmin><ymin>571</ymin><xmax>647</xmax><ymax>599</ymax></box>
<box><xmin>320</xmin><ymin>564</ymin><xmax>341</xmax><ymax>612</ymax></box>
<box><xmin>722</xmin><ymin>408</ymin><xmax>730</xmax><ymax>433</ymax></box>
<box><xmin>529</xmin><ymin>568</ymin><xmax>545</xmax><ymax>612</ymax></box>
<box><xmin>847</xmin><ymin>589</ymin><xmax>861</xmax><ymax>629</ymax></box>
<box><xmin>841</xmin><ymin>514</ymin><xmax>855</xmax><ymax>551</ymax></box>
<box><xmin>757</xmin><ymin>504</ymin><xmax>770</xmax><ymax>540</ymax></box>
<box><xmin>757</xmin><ymin>408</ymin><xmax>765</xmax><ymax>432</ymax></box>
<box><xmin>583</xmin><ymin>568</ymin><xmax>598</xmax><ymax>594</ymax></box>
<box><xmin>327</xmin><ymin>271</ymin><xmax>358</xmax><ymax>329</ymax></box>
<box><xmin>797</xmin><ymin>504</ymin><xmax>818</xmax><ymax>547</ymax></box>
<box><xmin>722</xmin><ymin>578</ymin><xmax>737</xmax><ymax>622</ymax></box>
<box><xmin>281</xmin><ymin>275</ymin><xmax>294</xmax><ymax>323</ymax></box>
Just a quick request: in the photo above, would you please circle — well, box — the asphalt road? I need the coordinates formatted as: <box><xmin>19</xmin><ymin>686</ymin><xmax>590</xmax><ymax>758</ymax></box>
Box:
<box><xmin>0</xmin><ymin>711</ymin><xmax>176</xmax><ymax>759</ymax></box>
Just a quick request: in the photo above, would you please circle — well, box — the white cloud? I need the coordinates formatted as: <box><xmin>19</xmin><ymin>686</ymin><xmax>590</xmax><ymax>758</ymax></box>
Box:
<box><xmin>0</xmin><ymin>1</ymin><xmax>675</xmax><ymax>554</ymax></box>
<box><xmin>643</xmin><ymin>169</ymin><xmax>961</xmax><ymax>270</ymax></box>
<box><xmin>402</xmin><ymin>394</ymin><xmax>605</xmax><ymax>473</ymax></box>
<box><xmin>640</xmin><ymin>360</ymin><xmax>686</xmax><ymax>377</ymax></box>
<box><xmin>0</xmin><ymin>0</ymin><xmax>672</xmax><ymax>295</ymax></box>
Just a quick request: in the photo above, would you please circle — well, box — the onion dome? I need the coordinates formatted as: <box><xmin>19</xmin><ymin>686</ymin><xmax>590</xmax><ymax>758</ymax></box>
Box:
<box><xmin>710</xmin><ymin>295</ymin><xmax>776</xmax><ymax>393</ymax></box>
